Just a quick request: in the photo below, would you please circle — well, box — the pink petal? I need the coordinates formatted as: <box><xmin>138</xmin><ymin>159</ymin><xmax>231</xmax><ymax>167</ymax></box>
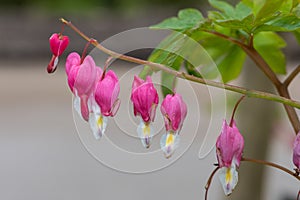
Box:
<box><xmin>293</xmin><ymin>133</ymin><xmax>300</xmax><ymax>169</ymax></box>
<box><xmin>160</xmin><ymin>93</ymin><xmax>187</xmax><ymax>132</ymax></box>
<box><xmin>65</xmin><ymin>52</ymin><xmax>81</xmax><ymax>75</ymax></box>
<box><xmin>49</xmin><ymin>33</ymin><xmax>69</xmax><ymax>57</ymax></box>
<box><xmin>95</xmin><ymin>70</ymin><xmax>120</xmax><ymax>117</ymax></box>
<box><xmin>216</xmin><ymin>120</ymin><xmax>244</xmax><ymax>168</ymax></box>
<box><xmin>74</xmin><ymin>55</ymin><xmax>97</xmax><ymax>97</ymax></box>
<box><xmin>131</xmin><ymin>76</ymin><xmax>159</xmax><ymax>122</ymax></box>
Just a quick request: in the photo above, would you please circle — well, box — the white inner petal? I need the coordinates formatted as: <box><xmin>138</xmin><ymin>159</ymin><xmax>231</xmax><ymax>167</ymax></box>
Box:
<box><xmin>218</xmin><ymin>164</ymin><xmax>238</xmax><ymax>196</ymax></box>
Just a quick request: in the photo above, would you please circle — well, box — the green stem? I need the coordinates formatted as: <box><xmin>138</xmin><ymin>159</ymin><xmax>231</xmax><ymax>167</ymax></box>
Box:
<box><xmin>242</xmin><ymin>157</ymin><xmax>300</xmax><ymax>181</ymax></box>
<box><xmin>59</xmin><ymin>18</ymin><xmax>300</xmax><ymax>110</ymax></box>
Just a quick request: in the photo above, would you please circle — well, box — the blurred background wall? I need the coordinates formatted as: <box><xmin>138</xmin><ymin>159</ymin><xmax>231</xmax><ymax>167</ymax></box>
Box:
<box><xmin>0</xmin><ymin>0</ymin><xmax>299</xmax><ymax>200</ymax></box>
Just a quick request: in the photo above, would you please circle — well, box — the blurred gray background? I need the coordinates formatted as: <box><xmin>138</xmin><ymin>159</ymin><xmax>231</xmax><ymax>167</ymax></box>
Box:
<box><xmin>0</xmin><ymin>0</ymin><xmax>299</xmax><ymax>200</ymax></box>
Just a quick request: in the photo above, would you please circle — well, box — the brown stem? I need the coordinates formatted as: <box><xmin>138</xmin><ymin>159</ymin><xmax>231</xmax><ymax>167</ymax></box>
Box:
<box><xmin>230</xmin><ymin>95</ymin><xmax>246</xmax><ymax>126</ymax></box>
<box><xmin>284</xmin><ymin>65</ymin><xmax>300</xmax><ymax>87</ymax></box>
<box><xmin>204</xmin><ymin>166</ymin><xmax>220</xmax><ymax>200</ymax></box>
<box><xmin>277</xmin><ymin>86</ymin><xmax>300</xmax><ymax>133</ymax></box>
<box><xmin>241</xmin><ymin>157</ymin><xmax>300</xmax><ymax>181</ymax></box>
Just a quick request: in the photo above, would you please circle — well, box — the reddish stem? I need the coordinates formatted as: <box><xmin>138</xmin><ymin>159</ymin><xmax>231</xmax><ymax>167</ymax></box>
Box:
<box><xmin>230</xmin><ymin>95</ymin><xmax>246</xmax><ymax>126</ymax></box>
<box><xmin>81</xmin><ymin>39</ymin><xmax>96</xmax><ymax>64</ymax></box>
<box><xmin>204</xmin><ymin>166</ymin><xmax>220</xmax><ymax>200</ymax></box>
<box><xmin>101</xmin><ymin>56</ymin><xmax>114</xmax><ymax>80</ymax></box>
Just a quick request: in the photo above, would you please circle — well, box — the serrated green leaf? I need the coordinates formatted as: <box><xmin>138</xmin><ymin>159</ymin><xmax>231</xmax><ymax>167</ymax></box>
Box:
<box><xmin>217</xmin><ymin>45</ymin><xmax>246</xmax><ymax>83</ymax></box>
<box><xmin>209</xmin><ymin>0</ymin><xmax>252</xmax><ymax>20</ymax></box>
<box><xmin>214</xmin><ymin>14</ymin><xmax>254</xmax><ymax>32</ymax></box>
<box><xmin>208</xmin><ymin>0</ymin><xmax>235</xmax><ymax>18</ymax></box>
<box><xmin>254</xmin><ymin>32</ymin><xmax>286</xmax><ymax>74</ymax></box>
<box><xmin>150</xmin><ymin>8</ymin><xmax>203</xmax><ymax>30</ymax></box>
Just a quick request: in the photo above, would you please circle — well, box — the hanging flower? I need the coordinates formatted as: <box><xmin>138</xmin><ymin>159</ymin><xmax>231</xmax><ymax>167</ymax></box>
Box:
<box><xmin>89</xmin><ymin>70</ymin><xmax>120</xmax><ymax>140</ymax></box>
<box><xmin>65</xmin><ymin>52</ymin><xmax>98</xmax><ymax>121</ymax></box>
<box><xmin>216</xmin><ymin>119</ymin><xmax>244</xmax><ymax>196</ymax></box>
<box><xmin>160</xmin><ymin>93</ymin><xmax>187</xmax><ymax>158</ymax></box>
<box><xmin>293</xmin><ymin>133</ymin><xmax>300</xmax><ymax>172</ymax></box>
<box><xmin>131</xmin><ymin>76</ymin><xmax>159</xmax><ymax>148</ymax></box>
<box><xmin>47</xmin><ymin>33</ymin><xmax>69</xmax><ymax>73</ymax></box>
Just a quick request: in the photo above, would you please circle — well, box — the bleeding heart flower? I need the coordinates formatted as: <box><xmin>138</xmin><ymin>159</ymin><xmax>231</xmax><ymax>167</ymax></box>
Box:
<box><xmin>131</xmin><ymin>76</ymin><xmax>159</xmax><ymax>148</ymax></box>
<box><xmin>216</xmin><ymin>120</ymin><xmax>244</xmax><ymax>196</ymax></box>
<box><xmin>65</xmin><ymin>52</ymin><xmax>98</xmax><ymax>121</ymax></box>
<box><xmin>160</xmin><ymin>93</ymin><xmax>187</xmax><ymax>158</ymax></box>
<box><xmin>88</xmin><ymin>70</ymin><xmax>120</xmax><ymax>139</ymax></box>
<box><xmin>293</xmin><ymin>133</ymin><xmax>300</xmax><ymax>171</ymax></box>
<box><xmin>47</xmin><ymin>33</ymin><xmax>69</xmax><ymax>73</ymax></box>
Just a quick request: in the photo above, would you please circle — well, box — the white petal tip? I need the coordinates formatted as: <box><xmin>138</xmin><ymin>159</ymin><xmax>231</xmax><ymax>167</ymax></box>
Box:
<box><xmin>218</xmin><ymin>166</ymin><xmax>238</xmax><ymax>196</ymax></box>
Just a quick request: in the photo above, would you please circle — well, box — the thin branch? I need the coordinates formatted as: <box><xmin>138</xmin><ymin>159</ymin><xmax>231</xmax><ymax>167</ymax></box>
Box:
<box><xmin>202</xmin><ymin>30</ymin><xmax>247</xmax><ymax>48</ymax></box>
<box><xmin>205</xmin><ymin>166</ymin><xmax>220</xmax><ymax>200</ymax></box>
<box><xmin>59</xmin><ymin>18</ymin><xmax>300</xmax><ymax>110</ymax></box>
<box><xmin>230</xmin><ymin>95</ymin><xmax>246</xmax><ymax>126</ymax></box>
<box><xmin>284</xmin><ymin>65</ymin><xmax>300</xmax><ymax>87</ymax></box>
<box><xmin>242</xmin><ymin>157</ymin><xmax>300</xmax><ymax>181</ymax></box>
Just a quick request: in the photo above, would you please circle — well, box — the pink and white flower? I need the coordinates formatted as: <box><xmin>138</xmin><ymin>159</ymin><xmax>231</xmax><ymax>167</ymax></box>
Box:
<box><xmin>65</xmin><ymin>52</ymin><xmax>98</xmax><ymax>122</ymax></box>
<box><xmin>216</xmin><ymin>120</ymin><xmax>244</xmax><ymax>196</ymax></box>
<box><xmin>47</xmin><ymin>33</ymin><xmax>69</xmax><ymax>73</ymax></box>
<box><xmin>131</xmin><ymin>76</ymin><xmax>159</xmax><ymax>148</ymax></box>
<box><xmin>88</xmin><ymin>70</ymin><xmax>120</xmax><ymax>139</ymax></box>
<box><xmin>160</xmin><ymin>93</ymin><xmax>187</xmax><ymax>158</ymax></box>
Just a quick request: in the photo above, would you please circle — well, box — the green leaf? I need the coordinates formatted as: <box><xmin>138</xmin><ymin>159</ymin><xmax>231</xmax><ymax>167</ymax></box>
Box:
<box><xmin>254</xmin><ymin>32</ymin><xmax>286</xmax><ymax>74</ymax></box>
<box><xmin>254</xmin><ymin>14</ymin><xmax>300</xmax><ymax>32</ymax></box>
<box><xmin>235</xmin><ymin>2</ymin><xmax>253</xmax><ymax>19</ymax></box>
<box><xmin>255</xmin><ymin>0</ymin><xmax>284</xmax><ymax>21</ymax></box>
<box><xmin>139</xmin><ymin>32</ymin><xmax>184</xmax><ymax>79</ymax></box>
<box><xmin>293</xmin><ymin>29</ymin><xmax>300</xmax><ymax>44</ymax></box>
<box><xmin>208</xmin><ymin>0</ymin><xmax>235</xmax><ymax>18</ymax></box>
<box><xmin>184</xmin><ymin>61</ymin><xmax>202</xmax><ymax>78</ymax></box>
<box><xmin>150</xmin><ymin>8</ymin><xmax>203</xmax><ymax>30</ymax></box>
<box><xmin>217</xmin><ymin>45</ymin><xmax>246</xmax><ymax>83</ymax></box>
<box><xmin>193</xmin><ymin>31</ymin><xmax>247</xmax><ymax>81</ymax></box>
<box><xmin>214</xmin><ymin>14</ymin><xmax>254</xmax><ymax>32</ymax></box>
<box><xmin>209</xmin><ymin>0</ymin><xmax>252</xmax><ymax>20</ymax></box>
<box><xmin>161</xmin><ymin>55</ymin><xmax>183</xmax><ymax>97</ymax></box>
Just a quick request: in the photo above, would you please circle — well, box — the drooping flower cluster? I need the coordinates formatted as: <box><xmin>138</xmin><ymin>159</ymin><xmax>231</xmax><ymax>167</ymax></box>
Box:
<box><xmin>65</xmin><ymin>51</ymin><xmax>120</xmax><ymax>140</ymax></box>
<box><xmin>130</xmin><ymin>76</ymin><xmax>187</xmax><ymax>157</ymax></box>
<box><xmin>216</xmin><ymin>120</ymin><xmax>244</xmax><ymax>195</ymax></box>
<box><xmin>47</xmin><ymin>33</ymin><xmax>188</xmax><ymax>158</ymax></box>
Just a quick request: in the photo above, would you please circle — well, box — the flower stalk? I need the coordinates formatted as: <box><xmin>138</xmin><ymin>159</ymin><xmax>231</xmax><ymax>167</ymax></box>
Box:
<box><xmin>241</xmin><ymin>157</ymin><xmax>300</xmax><ymax>181</ymax></box>
<box><xmin>59</xmin><ymin>18</ymin><xmax>300</xmax><ymax>111</ymax></box>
